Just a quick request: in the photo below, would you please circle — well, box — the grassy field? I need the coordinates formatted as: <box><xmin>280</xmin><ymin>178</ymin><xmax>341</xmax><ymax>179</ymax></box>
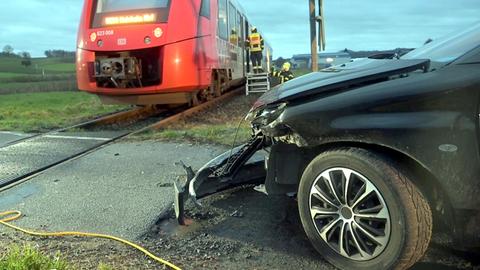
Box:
<box><xmin>0</xmin><ymin>79</ymin><xmax>78</xmax><ymax>94</ymax></box>
<box><xmin>0</xmin><ymin>56</ymin><xmax>76</xmax><ymax>94</ymax></box>
<box><xmin>0</xmin><ymin>92</ymin><xmax>126</xmax><ymax>132</ymax></box>
<box><xmin>0</xmin><ymin>73</ymin><xmax>76</xmax><ymax>83</ymax></box>
<box><xmin>0</xmin><ymin>56</ymin><xmax>125</xmax><ymax>132</ymax></box>
<box><xmin>0</xmin><ymin>56</ymin><xmax>75</xmax><ymax>74</ymax></box>
<box><xmin>0</xmin><ymin>72</ymin><xmax>28</xmax><ymax>78</ymax></box>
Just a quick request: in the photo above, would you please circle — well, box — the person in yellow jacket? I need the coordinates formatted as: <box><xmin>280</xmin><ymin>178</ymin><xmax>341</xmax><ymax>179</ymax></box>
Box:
<box><xmin>272</xmin><ymin>62</ymin><xmax>294</xmax><ymax>84</ymax></box>
<box><xmin>246</xmin><ymin>26</ymin><xmax>264</xmax><ymax>73</ymax></box>
<box><xmin>229</xmin><ymin>29</ymin><xmax>238</xmax><ymax>45</ymax></box>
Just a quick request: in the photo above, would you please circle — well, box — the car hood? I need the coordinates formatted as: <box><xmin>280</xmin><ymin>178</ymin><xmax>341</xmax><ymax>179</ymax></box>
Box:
<box><xmin>255</xmin><ymin>58</ymin><xmax>430</xmax><ymax>108</ymax></box>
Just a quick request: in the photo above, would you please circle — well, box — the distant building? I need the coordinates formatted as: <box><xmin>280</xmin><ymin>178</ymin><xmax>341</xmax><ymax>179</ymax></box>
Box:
<box><xmin>290</xmin><ymin>48</ymin><xmax>415</xmax><ymax>70</ymax></box>
<box><xmin>291</xmin><ymin>52</ymin><xmax>351</xmax><ymax>69</ymax></box>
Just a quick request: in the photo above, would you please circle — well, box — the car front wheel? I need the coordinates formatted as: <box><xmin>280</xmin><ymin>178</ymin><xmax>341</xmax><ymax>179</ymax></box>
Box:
<box><xmin>298</xmin><ymin>148</ymin><xmax>432</xmax><ymax>270</ymax></box>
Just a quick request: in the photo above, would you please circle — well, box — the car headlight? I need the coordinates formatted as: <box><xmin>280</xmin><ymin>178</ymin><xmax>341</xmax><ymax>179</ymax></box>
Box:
<box><xmin>246</xmin><ymin>102</ymin><xmax>287</xmax><ymax>127</ymax></box>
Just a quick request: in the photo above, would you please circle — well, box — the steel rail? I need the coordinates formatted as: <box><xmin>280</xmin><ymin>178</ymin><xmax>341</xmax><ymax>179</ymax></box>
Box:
<box><xmin>0</xmin><ymin>87</ymin><xmax>244</xmax><ymax>192</ymax></box>
<box><xmin>0</xmin><ymin>106</ymin><xmax>161</xmax><ymax>148</ymax></box>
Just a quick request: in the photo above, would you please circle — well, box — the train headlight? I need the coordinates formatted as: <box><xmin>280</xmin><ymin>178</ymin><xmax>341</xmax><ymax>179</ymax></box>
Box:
<box><xmin>144</xmin><ymin>36</ymin><xmax>152</xmax><ymax>45</ymax></box>
<box><xmin>154</xmin><ymin>27</ymin><xmax>163</xmax><ymax>38</ymax></box>
<box><xmin>90</xmin><ymin>32</ymin><xmax>97</xmax><ymax>42</ymax></box>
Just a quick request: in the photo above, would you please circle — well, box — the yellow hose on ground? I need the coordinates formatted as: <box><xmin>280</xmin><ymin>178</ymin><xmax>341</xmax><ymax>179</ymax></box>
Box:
<box><xmin>0</xmin><ymin>211</ymin><xmax>181</xmax><ymax>270</ymax></box>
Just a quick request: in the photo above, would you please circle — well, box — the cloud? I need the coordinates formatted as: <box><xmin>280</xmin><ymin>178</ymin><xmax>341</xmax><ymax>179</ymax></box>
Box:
<box><xmin>0</xmin><ymin>0</ymin><xmax>478</xmax><ymax>58</ymax></box>
<box><xmin>0</xmin><ymin>0</ymin><xmax>82</xmax><ymax>56</ymax></box>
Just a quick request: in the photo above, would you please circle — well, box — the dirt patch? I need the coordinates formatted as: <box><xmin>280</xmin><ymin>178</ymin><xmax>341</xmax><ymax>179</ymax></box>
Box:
<box><xmin>0</xmin><ymin>188</ymin><xmax>333</xmax><ymax>270</ymax></box>
<box><xmin>186</xmin><ymin>93</ymin><xmax>258</xmax><ymax>125</ymax></box>
<box><xmin>146</xmin><ymin>188</ymin><xmax>336</xmax><ymax>270</ymax></box>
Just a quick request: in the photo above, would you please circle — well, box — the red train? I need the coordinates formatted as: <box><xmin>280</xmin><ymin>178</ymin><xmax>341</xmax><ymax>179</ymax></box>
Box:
<box><xmin>76</xmin><ymin>0</ymin><xmax>272</xmax><ymax>105</ymax></box>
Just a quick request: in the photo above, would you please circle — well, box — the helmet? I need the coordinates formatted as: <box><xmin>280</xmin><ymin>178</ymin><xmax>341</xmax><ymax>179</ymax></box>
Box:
<box><xmin>282</xmin><ymin>62</ymin><xmax>291</xmax><ymax>71</ymax></box>
<box><xmin>251</xmin><ymin>26</ymin><xmax>257</xmax><ymax>32</ymax></box>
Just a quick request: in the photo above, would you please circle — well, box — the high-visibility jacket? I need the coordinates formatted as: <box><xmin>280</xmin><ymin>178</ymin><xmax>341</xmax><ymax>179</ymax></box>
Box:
<box><xmin>248</xmin><ymin>33</ymin><xmax>264</xmax><ymax>52</ymax></box>
<box><xmin>272</xmin><ymin>70</ymin><xmax>294</xmax><ymax>84</ymax></box>
<box><xmin>230</xmin><ymin>34</ymin><xmax>238</xmax><ymax>45</ymax></box>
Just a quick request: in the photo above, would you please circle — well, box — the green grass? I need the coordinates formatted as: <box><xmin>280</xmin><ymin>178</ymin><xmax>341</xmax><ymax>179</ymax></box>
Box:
<box><xmin>0</xmin><ymin>74</ymin><xmax>75</xmax><ymax>84</ymax></box>
<box><xmin>0</xmin><ymin>245</ymin><xmax>72</xmax><ymax>270</ymax></box>
<box><xmin>0</xmin><ymin>92</ymin><xmax>126</xmax><ymax>132</ymax></box>
<box><xmin>0</xmin><ymin>79</ymin><xmax>78</xmax><ymax>94</ymax></box>
<box><xmin>0</xmin><ymin>80</ymin><xmax>74</xmax><ymax>88</ymax></box>
<box><xmin>97</xmin><ymin>263</ymin><xmax>115</xmax><ymax>270</ymax></box>
<box><xmin>0</xmin><ymin>72</ymin><xmax>29</xmax><ymax>78</ymax></box>
<box><xmin>42</xmin><ymin>63</ymin><xmax>76</xmax><ymax>73</ymax></box>
<box><xmin>0</xmin><ymin>245</ymin><xmax>115</xmax><ymax>270</ymax></box>
<box><xmin>133</xmin><ymin>95</ymin><xmax>257</xmax><ymax>146</ymax></box>
<box><xmin>0</xmin><ymin>56</ymin><xmax>76</xmax><ymax>94</ymax></box>
<box><xmin>0</xmin><ymin>56</ymin><xmax>74</xmax><ymax>75</ymax></box>
<box><xmin>138</xmin><ymin>123</ymin><xmax>251</xmax><ymax>146</ymax></box>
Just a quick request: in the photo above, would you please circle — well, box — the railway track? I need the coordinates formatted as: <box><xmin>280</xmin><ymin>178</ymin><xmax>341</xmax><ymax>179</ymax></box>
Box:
<box><xmin>0</xmin><ymin>106</ymin><xmax>162</xmax><ymax>149</ymax></box>
<box><xmin>0</xmin><ymin>87</ymin><xmax>243</xmax><ymax>191</ymax></box>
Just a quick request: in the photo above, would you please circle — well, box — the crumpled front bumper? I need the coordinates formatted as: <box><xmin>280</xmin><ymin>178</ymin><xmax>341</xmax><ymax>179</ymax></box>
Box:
<box><xmin>174</xmin><ymin>136</ymin><xmax>266</xmax><ymax>224</ymax></box>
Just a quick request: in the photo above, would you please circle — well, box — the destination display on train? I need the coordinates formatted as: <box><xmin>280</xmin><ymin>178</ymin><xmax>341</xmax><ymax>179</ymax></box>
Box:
<box><xmin>104</xmin><ymin>13</ymin><xmax>157</xmax><ymax>26</ymax></box>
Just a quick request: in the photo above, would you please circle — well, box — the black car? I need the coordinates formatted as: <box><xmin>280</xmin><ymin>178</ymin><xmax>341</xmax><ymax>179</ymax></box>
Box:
<box><xmin>175</xmin><ymin>22</ymin><xmax>480</xmax><ymax>269</ymax></box>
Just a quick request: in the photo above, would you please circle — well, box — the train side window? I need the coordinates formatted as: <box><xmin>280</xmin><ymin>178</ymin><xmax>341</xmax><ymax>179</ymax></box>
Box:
<box><xmin>200</xmin><ymin>0</ymin><xmax>210</xmax><ymax>18</ymax></box>
<box><xmin>218</xmin><ymin>0</ymin><xmax>228</xmax><ymax>40</ymax></box>
<box><xmin>237</xmin><ymin>12</ymin><xmax>243</xmax><ymax>47</ymax></box>
<box><xmin>228</xmin><ymin>2</ymin><xmax>237</xmax><ymax>45</ymax></box>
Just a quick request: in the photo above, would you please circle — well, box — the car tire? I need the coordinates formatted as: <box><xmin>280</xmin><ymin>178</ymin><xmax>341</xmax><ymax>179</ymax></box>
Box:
<box><xmin>298</xmin><ymin>148</ymin><xmax>432</xmax><ymax>270</ymax></box>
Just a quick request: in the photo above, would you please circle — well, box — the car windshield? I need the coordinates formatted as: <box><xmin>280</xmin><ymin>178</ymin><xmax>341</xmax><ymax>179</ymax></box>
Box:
<box><xmin>401</xmin><ymin>22</ymin><xmax>480</xmax><ymax>65</ymax></box>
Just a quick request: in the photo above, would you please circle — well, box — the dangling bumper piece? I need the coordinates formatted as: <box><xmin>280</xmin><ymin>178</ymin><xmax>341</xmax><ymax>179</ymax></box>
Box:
<box><xmin>174</xmin><ymin>136</ymin><xmax>266</xmax><ymax>224</ymax></box>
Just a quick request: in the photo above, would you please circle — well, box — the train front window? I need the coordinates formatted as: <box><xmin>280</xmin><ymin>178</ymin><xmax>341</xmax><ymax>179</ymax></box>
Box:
<box><xmin>92</xmin><ymin>0</ymin><xmax>171</xmax><ymax>28</ymax></box>
<box><xmin>96</xmin><ymin>0</ymin><xmax>169</xmax><ymax>13</ymax></box>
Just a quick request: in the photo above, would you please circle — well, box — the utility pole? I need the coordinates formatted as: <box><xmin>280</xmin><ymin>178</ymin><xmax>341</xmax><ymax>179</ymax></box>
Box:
<box><xmin>309</xmin><ymin>0</ymin><xmax>326</xmax><ymax>72</ymax></box>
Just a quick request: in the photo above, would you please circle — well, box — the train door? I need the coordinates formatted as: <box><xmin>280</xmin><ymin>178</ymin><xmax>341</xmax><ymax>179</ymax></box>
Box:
<box><xmin>238</xmin><ymin>11</ymin><xmax>245</xmax><ymax>77</ymax></box>
<box><xmin>227</xmin><ymin>2</ymin><xmax>242</xmax><ymax>80</ymax></box>
<box><xmin>245</xmin><ymin>20</ymin><xmax>251</xmax><ymax>74</ymax></box>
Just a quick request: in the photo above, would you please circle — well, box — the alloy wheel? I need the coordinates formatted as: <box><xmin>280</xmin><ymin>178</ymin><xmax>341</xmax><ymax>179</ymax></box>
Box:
<box><xmin>309</xmin><ymin>167</ymin><xmax>391</xmax><ymax>261</ymax></box>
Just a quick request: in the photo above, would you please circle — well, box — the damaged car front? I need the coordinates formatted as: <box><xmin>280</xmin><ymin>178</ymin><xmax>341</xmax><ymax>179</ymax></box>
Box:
<box><xmin>175</xmin><ymin>22</ymin><xmax>480</xmax><ymax>270</ymax></box>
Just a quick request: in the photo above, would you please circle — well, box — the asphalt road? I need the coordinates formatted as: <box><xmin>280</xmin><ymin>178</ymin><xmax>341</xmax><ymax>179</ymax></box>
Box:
<box><xmin>0</xmin><ymin>131</ymin><xmax>33</xmax><ymax>147</ymax></box>
<box><xmin>0</xmin><ymin>138</ymin><xmax>478</xmax><ymax>269</ymax></box>
<box><xmin>0</xmin><ymin>141</ymin><xmax>225</xmax><ymax>240</ymax></box>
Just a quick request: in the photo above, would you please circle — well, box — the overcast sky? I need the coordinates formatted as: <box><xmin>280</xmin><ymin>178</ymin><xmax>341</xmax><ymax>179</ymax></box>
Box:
<box><xmin>1</xmin><ymin>0</ymin><xmax>479</xmax><ymax>58</ymax></box>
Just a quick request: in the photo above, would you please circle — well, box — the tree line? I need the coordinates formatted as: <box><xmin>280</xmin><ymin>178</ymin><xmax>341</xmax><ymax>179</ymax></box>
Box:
<box><xmin>1</xmin><ymin>45</ymin><xmax>75</xmax><ymax>68</ymax></box>
<box><xmin>44</xmin><ymin>50</ymin><xmax>75</xmax><ymax>58</ymax></box>
<box><xmin>2</xmin><ymin>45</ymin><xmax>75</xmax><ymax>58</ymax></box>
